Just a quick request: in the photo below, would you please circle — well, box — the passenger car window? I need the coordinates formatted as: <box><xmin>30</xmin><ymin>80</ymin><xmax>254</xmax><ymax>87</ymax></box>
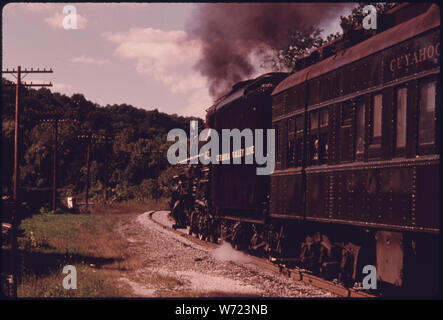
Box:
<box><xmin>320</xmin><ymin>109</ymin><xmax>329</xmax><ymax>127</ymax></box>
<box><xmin>372</xmin><ymin>94</ymin><xmax>382</xmax><ymax>140</ymax></box>
<box><xmin>340</xmin><ymin>102</ymin><xmax>354</xmax><ymax>163</ymax></box>
<box><xmin>356</xmin><ymin>100</ymin><xmax>365</xmax><ymax>158</ymax></box>
<box><xmin>396</xmin><ymin>88</ymin><xmax>407</xmax><ymax>149</ymax></box>
<box><xmin>418</xmin><ymin>81</ymin><xmax>436</xmax><ymax>145</ymax></box>
<box><xmin>319</xmin><ymin>109</ymin><xmax>329</xmax><ymax>164</ymax></box>
<box><xmin>309</xmin><ymin>111</ymin><xmax>319</xmax><ymax>164</ymax></box>
<box><xmin>287</xmin><ymin>118</ymin><xmax>295</xmax><ymax>167</ymax></box>
<box><xmin>310</xmin><ymin>111</ymin><xmax>318</xmax><ymax>130</ymax></box>
<box><xmin>295</xmin><ymin>115</ymin><xmax>304</xmax><ymax>166</ymax></box>
<box><xmin>296</xmin><ymin>116</ymin><xmax>304</xmax><ymax>133</ymax></box>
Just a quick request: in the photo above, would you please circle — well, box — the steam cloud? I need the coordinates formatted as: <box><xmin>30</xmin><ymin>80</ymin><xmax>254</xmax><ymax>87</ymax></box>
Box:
<box><xmin>187</xmin><ymin>3</ymin><xmax>352</xmax><ymax>99</ymax></box>
<box><xmin>210</xmin><ymin>241</ymin><xmax>251</xmax><ymax>264</ymax></box>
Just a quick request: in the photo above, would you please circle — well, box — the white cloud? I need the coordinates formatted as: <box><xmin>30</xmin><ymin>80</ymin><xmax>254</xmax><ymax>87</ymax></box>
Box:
<box><xmin>51</xmin><ymin>82</ymin><xmax>73</xmax><ymax>91</ymax></box>
<box><xmin>46</xmin><ymin>82</ymin><xmax>75</xmax><ymax>96</ymax></box>
<box><xmin>45</xmin><ymin>12</ymin><xmax>87</xmax><ymax>29</ymax></box>
<box><xmin>104</xmin><ymin>28</ymin><xmax>212</xmax><ymax>117</ymax></box>
<box><xmin>23</xmin><ymin>3</ymin><xmax>58</xmax><ymax>11</ymax></box>
<box><xmin>183</xmin><ymin>87</ymin><xmax>213</xmax><ymax>118</ymax></box>
<box><xmin>71</xmin><ymin>55</ymin><xmax>109</xmax><ymax>66</ymax></box>
<box><xmin>3</xmin><ymin>3</ymin><xmax>56</xmax><ymax>16</ymax></box>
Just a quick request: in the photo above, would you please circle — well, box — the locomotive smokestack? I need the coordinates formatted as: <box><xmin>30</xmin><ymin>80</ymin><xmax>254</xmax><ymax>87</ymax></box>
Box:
<box><xmin>187</xmin><ymin>3</ymin><xmax>352</xmax><ymax>99</ymax></box>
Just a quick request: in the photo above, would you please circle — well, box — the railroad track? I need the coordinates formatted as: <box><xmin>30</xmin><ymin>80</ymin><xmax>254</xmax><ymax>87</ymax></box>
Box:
<box><xmin>148</xmin><ymin>210</ymin><xmax>376</xmax><ymax>298</ymax></box>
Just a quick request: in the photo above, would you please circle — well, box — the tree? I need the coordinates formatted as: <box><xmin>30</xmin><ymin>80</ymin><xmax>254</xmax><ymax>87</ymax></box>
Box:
<box><xmin>140</xmin><ymin>178</ymin><xmax>161</xmax><ymax>200</ymax></box>
<box><xmin>339</xmin><ymin>2</ymin><xmax>396</xmax><ymax>35</ymax></box>
<box><xmin>1</xmin><ymin>77</ymin><xmax>201</xmax><ymax>206</ymax></box>
<box><xmin>261</xmin><ymin>3</ymin><xmax>397</xmax><ymax>73</ymax></box>
<box><xmin>260</xmin><ymin>26</ymin><xmax>325</xmax><ymax>72</ymax></box>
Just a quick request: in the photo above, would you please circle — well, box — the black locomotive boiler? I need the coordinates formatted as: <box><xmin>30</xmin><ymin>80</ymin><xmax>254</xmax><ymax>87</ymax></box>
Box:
<box><xmin>170</xmin><ymin>3</ymin><xmax>440</xmax><ymax>296</ymax></box>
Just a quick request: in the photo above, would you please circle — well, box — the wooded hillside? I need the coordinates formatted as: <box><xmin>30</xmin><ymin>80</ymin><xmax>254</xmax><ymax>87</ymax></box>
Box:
<box><xmin>1</xmin><ymin>78</ymin><xmax>203</xmax><ymax>208</ymax></box>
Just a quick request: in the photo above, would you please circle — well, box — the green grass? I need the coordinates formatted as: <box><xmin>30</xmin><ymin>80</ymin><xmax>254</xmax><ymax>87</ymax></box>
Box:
<box><xmin>1</xmin><ymin>199</ymin><xmax>174</xmax><ymax>298</ymax></box>
<box><xmin>17</xmin><ymin>264</ymin><xmax>127</xmax><ymax>298</ymax></box>
<box><xmin>2</xmin><ymin>211</ymin><xmax>134</xmax><ymax>297</ymax></box>
<box><xmin>20</xmin><ymin>212</ymin><xmax>93</xmax><ymax>245</ymax></box>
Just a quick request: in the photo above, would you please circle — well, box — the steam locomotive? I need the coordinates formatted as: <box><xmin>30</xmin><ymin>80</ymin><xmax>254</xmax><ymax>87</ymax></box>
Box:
<box><xmin>170</xmin><ymin>3</ymin><xmax>440</xmax><ymax>296</ymax></box>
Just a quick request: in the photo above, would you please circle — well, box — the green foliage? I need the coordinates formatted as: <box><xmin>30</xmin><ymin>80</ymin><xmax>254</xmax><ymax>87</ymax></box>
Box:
<box><xmin>261</xmin><ymin>3</ymin><xmax>397</xmax><ymax>73</ymax></box>
<box><xmin>1</xmin><ymin>78</ymin><xmax>202</xmax><ymax>203</ymax></box>
<box><xmin>158</xmin><ymin>166</ymin><xmax>177</xmax><ymax>198</ymax></box>
<box><xmin>20</xmin><ymin>211</ymin><xmax>92</xmax><ymax>242</ymax></box>
<box><xmin>261</xmin><ymin>26</ymin><xmax>326</xmax><ymax>72</ymax></box>
<box><xmin>260</xmin><ymin>26</ymin><xmax>325</xmax><ymax>72</ymax></box>
<box><xmin>339</xmin><ymin>2</ymin><xmax>395</xmax><ymax>35</ymax></box>
<box><xmin>139</xmin><ymin>179</ymin><xmax>161</xmax><ymax>200</ymax></box>
<box><xmin>14</xmin><ymin>212</ymin><xmax>134</xmax><ymax>297</ymax></box>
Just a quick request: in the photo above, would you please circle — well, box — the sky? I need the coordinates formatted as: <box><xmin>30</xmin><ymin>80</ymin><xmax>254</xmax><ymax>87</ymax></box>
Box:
<box><xmin>2</xmin><ymin>3</ymin><xmax>350</xmax><ymax>118</ymax></box>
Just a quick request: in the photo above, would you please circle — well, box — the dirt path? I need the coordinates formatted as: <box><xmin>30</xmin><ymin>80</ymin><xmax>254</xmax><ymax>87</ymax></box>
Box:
<box><xmin>117</xmin><ymin>211</ymin><xmax>336</xmax><ymax>298</ymax></box>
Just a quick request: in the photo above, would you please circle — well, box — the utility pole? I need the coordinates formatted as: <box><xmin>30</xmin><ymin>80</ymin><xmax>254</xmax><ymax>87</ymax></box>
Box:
<box><xmin>2</xmin><ymin>66</ymin><xmax>52</xmax><ymax>297</ymax></box>
<box><xmin>13</xmin><ymin>67</ymin><xmax>20</xmax><ymax>203</ymax></box>
<box><xmin>86</xmin><ymin>139</ymin><xmax>91</xmax><ymax>206</ymax></box>
<box><xmin>102</xmin><ymin>133</ymin><xmax>112</xmax><ymax>203</ymax></box>
<box><xmin>38</xmin><ymin>111</ymin><xmax>72</xmax><ymax>212</ymax></box>
<box><xmin>104</xmin><ymin>135</ymin><xmax>109</xmax><ymax>202</ymax></box>
<box><xmin>77</xmin><ymin>133</ymin><xmax>112</xmax><ymax>207</ymax></box>
<box><xmin>100</xmin><ymin>133</ymin><xmax>112</xmax><ymax>203</ymax></box>
<box><xmin>53</xmin><ymin>120</ymin><xmax>58</xmax><ymax>211</ymax></box>
<box><xmin>77</xmin><ymin>134</ymin><xmax>92</xmax><ymax>207</ymax></box>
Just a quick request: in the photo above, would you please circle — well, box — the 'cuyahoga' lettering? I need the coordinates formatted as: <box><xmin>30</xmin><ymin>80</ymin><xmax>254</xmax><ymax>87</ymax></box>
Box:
<box><xmin>389</xmin><ymin>41</ymin><xmax>440</xmax><ymax>72</ymax></box>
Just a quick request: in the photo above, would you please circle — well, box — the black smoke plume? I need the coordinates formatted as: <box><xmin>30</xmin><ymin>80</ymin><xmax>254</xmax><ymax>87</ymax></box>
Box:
<box><xmin>187</xmin><ymin>3</ymin><xmax>352</xmax><ymax>99</ymax></box>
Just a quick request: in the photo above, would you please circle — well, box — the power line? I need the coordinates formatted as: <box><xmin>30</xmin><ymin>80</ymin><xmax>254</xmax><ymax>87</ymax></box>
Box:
<box><xmin>1</xmin><ymin>65</ymin><xmax>53</xmax><ymax>298</ymax></box>
<box><xmin>76</xmin><ymin>132</ymin><xmax>113</xmax><ymax>206</ymax></box>
<box><xmin>37</xmin><ymin>111</ymin><xmax>78</xmax><ymax>212</ymax></box>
